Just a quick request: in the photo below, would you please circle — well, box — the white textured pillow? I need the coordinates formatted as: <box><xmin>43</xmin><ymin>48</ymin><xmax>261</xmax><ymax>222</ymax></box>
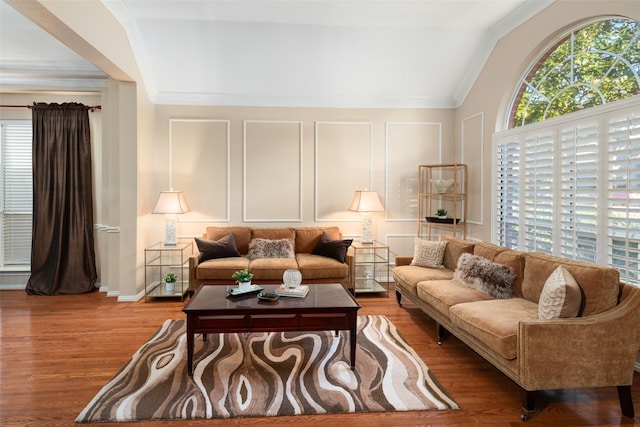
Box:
<box><xmin>538</xmin><ymin>266</ymin><xmax>582</xmax><ymax>320</ymax></box>
<box><xmin>410</xmin><ymin>239</ymin><xmax>447</xmax><ymax>269</ymax></box>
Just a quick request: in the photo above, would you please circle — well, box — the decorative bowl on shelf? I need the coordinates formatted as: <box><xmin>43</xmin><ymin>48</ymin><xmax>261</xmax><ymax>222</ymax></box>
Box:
<box><xmin>431</xmin><ymin>178</ymin><xmax>454</xmax><ymax>193</ymax></box>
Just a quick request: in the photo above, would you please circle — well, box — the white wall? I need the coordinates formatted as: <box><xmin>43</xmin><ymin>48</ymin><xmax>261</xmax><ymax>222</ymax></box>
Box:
<box><xmin>154</xmin><ymin>105</ymin><xmax>456</xmax><ymax>261</ymax></box>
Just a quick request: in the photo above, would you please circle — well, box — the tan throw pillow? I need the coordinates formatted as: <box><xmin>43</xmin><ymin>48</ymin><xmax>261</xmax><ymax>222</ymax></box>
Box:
<box><xmin>538</xmin><ymin>266</ymin><xmax>582</xmax><ymax>320</ymax></box>
<box><xmin>410</xmin><ymin>239</ymin><xmax>447</xmax><ymax>268</ymax></box>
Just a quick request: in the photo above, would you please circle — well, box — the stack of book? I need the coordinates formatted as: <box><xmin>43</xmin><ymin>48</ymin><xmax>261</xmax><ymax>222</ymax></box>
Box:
<box><xmin>275</xmin><ymin>285</ymin><xmax>309</xmax><ymax>298</ymax></box>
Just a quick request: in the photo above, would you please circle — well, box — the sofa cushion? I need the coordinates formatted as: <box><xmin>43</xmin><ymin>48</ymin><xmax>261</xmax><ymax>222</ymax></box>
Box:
<box><xmin>311</xmin><ymin>232</ymin><xmax>352</xmax><ymax>263</ymax></box>
<box><xmin>251</xmin><ymin>227</ymin><xmax>295</xmax><ymax>241</ymax></box>
<box><xmin>417</xmin><ymin>279</ymin><xmax>492</xmax><ymax>317</ymax></box>
<box><xmin>494</xmin><ymin>250</ymin><xmax>525</xmax><ymax>298</ymax></box>
<box><xmin>453</xmin><ymin>253</ymin><xmax>515</xmax><ymax>299</ymax></box>
<box><xmin>450</xmin><ymin>298</ymin><xmax>539</xmax><ymax>360</ymax></box>
<box><xmin>440</xmin><ymin>236</ymin><xmax>475</xmax><ymax>270</ymax></box>
<box><xmin>247</xmin><ymin>257</ymin><xmax>299</xmax><ymax>280</ymax></box>
<box><xmin>473</xmin><ymin>241</ymin><xmax>508</xmax><ymax>261</ymax></box>
<box><xmin>393</xmin><ymin>265</ymin><xmax>454</xmax><ymax>296</ymax></box>
<box><xmin>195</xmin><ymin>234</ymin><xmax>241</xmax><ymax>263</ymax></box>
<box><xmin>295</xmin><ymin>227</ymin><xmax>341</xmax><ymax>253</ymax></box>
<box><xmin>196</xmin><ymin>257</ymin><xmax>250</xmax><ymax>280</ymax></box>
<box><xmin>410</xmin><ymin>239</ymin><xmax>447</xmax><ymax>268</ymax></box>
<box><xmin>522</xmin><ymin>252</ymin><xmax>619</xmax><ymax>316</ymax></box>
<box><xmin>247</xmin><ymin>238</ymin><xmax>295</xmax><ymax>260</ymax></box>
<box><xmin>538</xmin><ymin>266</ymin><xmax>582</xmax><ymax>319</ymax></box>
<box><xmin>204</xmin><ymin>227</ymin><xmax>252</xmax><ymax>255</ymax></box>
<box><xmin>296</xmin><ymin>253</ymin><xmax>349</xmax><ymax>280</ymax></box>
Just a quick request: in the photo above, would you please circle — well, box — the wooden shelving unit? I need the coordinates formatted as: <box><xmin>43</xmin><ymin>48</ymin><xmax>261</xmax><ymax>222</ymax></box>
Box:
<box><xmin>418</xmin><ymin>163</ymin><xmax>467</xmax><ymax>240</ymax></box>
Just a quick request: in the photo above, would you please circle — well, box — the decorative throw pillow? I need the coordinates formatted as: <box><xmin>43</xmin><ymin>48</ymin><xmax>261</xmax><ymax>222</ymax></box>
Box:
<box><xmin>453</xmin><ymin>253</ymin><xmax>515</xmax><ymax>299</ymax></box>
<box><xmin>247</xmin><ymin>238</ymin><xmax>295</xmax><ymax>260</ymax></box>
<box><xmin>538</xmin><ymin>266</ymin><xmax>582</xmax><ymax>320</ymax></box>
<box><xmin>195</xmin><ymin>234</ymin><xmax>241</xmax><ymax>263</ymax></box>
<box><xmin>311</xmin><ymin>232</ymin><xmax>353</xmax><ymax>263</ymax></box>
<box><xmin>410</xmin><ymin>239</ymin><xmax>447</xmax><ymax>269</ymax></box>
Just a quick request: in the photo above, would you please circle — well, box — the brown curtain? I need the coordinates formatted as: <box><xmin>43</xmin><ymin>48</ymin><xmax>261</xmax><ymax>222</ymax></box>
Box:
<box><xmin>25</xmin><ymin>103</ymin><xmax>97</xmax><ymax>295</ymax></box>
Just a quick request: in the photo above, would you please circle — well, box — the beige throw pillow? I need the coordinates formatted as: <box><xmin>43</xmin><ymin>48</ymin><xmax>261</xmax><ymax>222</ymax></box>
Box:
<box><xmin>410</xmin><ymin>239</ymin><xmax>447</xmax><ymax>269</ymax></box>
<box><xmin>538</xmin><ymin>266</ymin><xmax>582</xmax><ymax>320</ymax></box>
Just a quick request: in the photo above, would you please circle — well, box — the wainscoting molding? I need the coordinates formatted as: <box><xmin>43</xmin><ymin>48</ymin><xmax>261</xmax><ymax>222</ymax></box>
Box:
<box><xmin>314</xmin><ymin>121</ymin><xmax>374</xmax><ymax>222</ymax></box>
<box><xmin>461</xmin><ymin>112</ymin><xmax>484</xmax><ymax>225</ymax></box>
<box><xmin>243</xmin><ymin>120</ymin><xmax>303</xmax><ymax>222</ymax></box>
<box><xmin>170</xmin><ymin>118</ymin><xmax>231</xmax><ymax>222</ymax></box>
<box><xmin>385</xmin><ymin>122</ymin><xmax>443</xmax><ymax>222</ymax></box>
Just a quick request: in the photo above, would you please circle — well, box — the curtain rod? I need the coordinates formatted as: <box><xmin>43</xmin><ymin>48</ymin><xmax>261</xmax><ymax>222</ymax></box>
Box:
<box><xmin>0</xmin><ymin>104</ymin><xmax>102</xmax><ymax>111</ymax></box>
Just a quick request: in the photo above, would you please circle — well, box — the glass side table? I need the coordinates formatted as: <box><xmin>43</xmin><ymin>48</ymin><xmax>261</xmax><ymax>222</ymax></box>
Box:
<box><xmin>349</xmin><ymin>240</ymin><xmax>390</xmax><ymax>295</ymax></box>
<box><xmin>144</xmin><ymin>240</ymin><xmax>193</xmax><ymax>301</ymax></box>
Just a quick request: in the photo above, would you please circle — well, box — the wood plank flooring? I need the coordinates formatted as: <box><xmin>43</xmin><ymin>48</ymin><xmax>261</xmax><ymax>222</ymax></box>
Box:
<box><xmin>1</xmin><ymin>288</ymin><xmax>638</xmax><ymax>427</ymax></box>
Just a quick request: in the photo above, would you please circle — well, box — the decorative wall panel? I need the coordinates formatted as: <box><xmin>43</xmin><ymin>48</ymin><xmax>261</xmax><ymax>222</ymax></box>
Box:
<box><xmin>461</xmin><ymin>113</ymin><xmax>484</xmax><ymax>224</ymax></box>
<box><xmin>315</xmin><ymin>121</ymin><xmax>373</xmax><ymax>221</ymax></box>
<box><xmin>170</xmin><ymin>119</ymin><xmax>230</xmax><ymax>221</ymax></box>
<box><xmin>243</xmin><ymin>120</ymin><xmax>303</xmax><ymax>222</ymax></box>
<box><xmin>386</xmin><ymin>122</ymin><xmax>442</xmax><ymax>222</ymax></box>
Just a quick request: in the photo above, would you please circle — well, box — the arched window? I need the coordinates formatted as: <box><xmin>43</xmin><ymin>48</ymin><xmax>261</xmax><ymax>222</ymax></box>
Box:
<box><xmin>509</xmin><ymin>17</ymin><xmax>640</xmax><ymax>128</ymax></box>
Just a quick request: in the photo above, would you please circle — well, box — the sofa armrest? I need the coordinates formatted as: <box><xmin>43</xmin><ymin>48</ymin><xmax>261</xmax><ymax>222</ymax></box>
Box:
<box><xmin>517</xmin><ymin>286</ymin><xmax>640</xmax><ymax>390</ymax></box>
<box><xmin>395</xmin><ymin>256</ymin><xmax>413</xmax><ymax>267</ymax></box>
<box><xmin>188</xmin><ymin>254</ymin><xmax>199</xmax><ymax>291</ymax></box>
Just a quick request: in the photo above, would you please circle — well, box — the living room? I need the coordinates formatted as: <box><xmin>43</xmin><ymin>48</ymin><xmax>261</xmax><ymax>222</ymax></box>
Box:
<box><xmin>1</xmin><ymin>1</ymin><xmax>639</xmax><ymax>425</ymax></box>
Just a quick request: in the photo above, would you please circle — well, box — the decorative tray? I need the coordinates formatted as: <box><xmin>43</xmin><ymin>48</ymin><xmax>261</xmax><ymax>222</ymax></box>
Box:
<box><xmin>425</xmin><ymin>217</ymin><xmax>461</xmax><ymax>224</ymax></box>
<box><xmin>257</xmin><ymin>291</ymin><xmax>279</xmax><ymax>302</ymax></box>
<box><xmin>226</xmin><ymin>284</ymin><xmax>263</xmax><ymax>296</ymax></box>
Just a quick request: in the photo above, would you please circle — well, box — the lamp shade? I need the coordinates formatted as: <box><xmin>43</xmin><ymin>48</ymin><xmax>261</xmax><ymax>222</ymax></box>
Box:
<box><xmin>152</xmin><ymin>190</ymin><xmax>191</xmax><ymax>214</ymax></box>
<box><xmin>348</xmin><ymin>190</ymin><xmax>385</xmax><ymax>213</ymax></box>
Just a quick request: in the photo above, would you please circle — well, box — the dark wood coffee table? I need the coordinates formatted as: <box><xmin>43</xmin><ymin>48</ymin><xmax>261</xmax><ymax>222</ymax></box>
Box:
<box><xmin>182</xmin><ymin>283</ymin><xmax>361</xmax><ymax>376</ymax></box>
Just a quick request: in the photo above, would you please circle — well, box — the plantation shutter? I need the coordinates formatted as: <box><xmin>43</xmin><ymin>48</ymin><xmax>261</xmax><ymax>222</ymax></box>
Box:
<box><xmin>495</xmin><ymin>138</ymin><xmax>521</xmax><ymax>249</ymax></box>
<box><xmin>523</xmin><ymin>131</ymin><xmax>554</xmax><ymax>254</ymax></box>
<box><xmin>607</xmin><ymin>108</ymin><xmax>640</xmax><ymax>285</ymax></box>
<box><xmin>559</xmin><ymin>120</ymin><xmax>599</xmax><ymax>263</ymax></box>
<box><xmin>0</xmin><ymin>122</ymin><xmax>33</xmax><ymax>267</ymax></box>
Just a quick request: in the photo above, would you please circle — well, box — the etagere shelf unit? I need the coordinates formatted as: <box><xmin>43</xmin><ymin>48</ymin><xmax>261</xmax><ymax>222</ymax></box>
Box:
<box><xmin>418</xmin><ymin>163</ymin><xmax>467</xmax><ymax>240</ymax></box>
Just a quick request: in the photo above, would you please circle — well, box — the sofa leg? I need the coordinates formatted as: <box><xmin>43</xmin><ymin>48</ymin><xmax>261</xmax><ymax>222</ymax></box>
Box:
<box><xmin>618</xmin><ymin>385</ymin><xmax>635</xmax><ymax>418</ymax></box>
<box><xmin>395</xmin><ymin>290</ymin><xmax>402</xmax><ymax>306</ymax></box>
<box><xmin>436</xmin><ymin>323</ymin><xmax>450</xmax><ymax>345</ymax></box>
<box><xmin>521</xmin><ymin>390</ymin><xmax>535</xmax><ymax>421</ymax></box>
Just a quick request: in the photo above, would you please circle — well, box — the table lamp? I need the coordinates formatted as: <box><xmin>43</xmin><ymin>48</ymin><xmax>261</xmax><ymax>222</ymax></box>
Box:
<box><xmin>348</xmin><ymin>190</ymin><xmax>385</xmax><ymax>244</ymax></box>
<box><xmin>152</xmin><ymin>190</ymin><xmax>190</xmax><ymax>245</ymax></box>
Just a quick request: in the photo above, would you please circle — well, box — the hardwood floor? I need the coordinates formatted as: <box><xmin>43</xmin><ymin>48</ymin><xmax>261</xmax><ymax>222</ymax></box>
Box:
<box><xmin>1</xmin><ymin>288</ymin><xmax>638</xmax><ymax>427</ymax></box>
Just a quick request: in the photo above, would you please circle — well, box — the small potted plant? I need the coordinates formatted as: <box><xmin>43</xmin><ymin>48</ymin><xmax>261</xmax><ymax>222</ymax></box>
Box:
<box><xmin>232</xmin><ymin>268</ymin><xmax>254</xmax><ymax>291</ymax></box>
<box><xmin>436</xmin><ymin>208</ymin><xmax>447</xmax><ymax>219</ymax></box>
<box><xmin>164</xmin><ymin>272</ymin><xmax>178</xmax><ymax>294</ymax></box>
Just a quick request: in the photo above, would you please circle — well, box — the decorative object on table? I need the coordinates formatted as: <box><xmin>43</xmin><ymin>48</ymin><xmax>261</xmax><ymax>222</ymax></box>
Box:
<box><xmin>275</xmin><ymin>284</ymin><xmax>309</xmax><ymax>298</ymax></box>
<box><xmin>348</xmin><ymin>190</ymin><xmax>385</xmax><ymax>244</ymax></box>
<box><xmin>283</xmin><ymin>269</ymin><xmax>302</xmax><ymax>288</ymax></box>
<box><xmin>232</xmin><ymin>268</ymin><xmax>254</xmax><ymax>291</ymax></box>
<box><xmin>152</xmin><ymin>190</ymin><xmax>190</xmax><ymax>245</ymax></box>
<box><xmin>75</xmin><ymin>316</ymin><xmax>458</xmax><ymax>423</ymax></box>
<box><xmin>425</xmin><ymin>216</ymin><xmax>461</xmax><ymax>224</ymax></box>
<box><xmin>431</xmin><ymin>178</ymin><xmax>454</xmax><ymax>193</ymax></box>
<box><xmin>436</xmin><ymin>208</ymin><xmax>447</xmax><ymax>219</ymax></box>
<box><xmin>226</xmin><ymin>284</ymin><xmax>263</xmax><ymax>296</ymax></box>
<box><xmin>164</xmin><ymin>272</ymin><xmax>177</xmax><ymax>294</ymax></box>
<box><xmin>257</xmin><ymin>291</ymin><xmax>279</xmax><ymax>301</ymax></box>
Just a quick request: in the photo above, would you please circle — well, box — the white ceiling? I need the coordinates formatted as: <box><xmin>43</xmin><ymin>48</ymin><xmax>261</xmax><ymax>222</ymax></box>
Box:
<box><xmin>1</xmin><ymin>0</ymin><xmax>554</xmax><ymax>108</ymax></box>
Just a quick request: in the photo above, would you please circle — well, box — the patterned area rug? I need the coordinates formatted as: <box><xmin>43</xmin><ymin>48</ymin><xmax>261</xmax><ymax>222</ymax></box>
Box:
<box><xmin>76</xmin><ymin>315</ymin><xmax>458</xmax><ymax>422</ymax></box>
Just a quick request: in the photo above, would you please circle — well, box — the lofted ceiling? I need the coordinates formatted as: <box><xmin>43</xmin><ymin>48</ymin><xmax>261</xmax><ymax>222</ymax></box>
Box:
<box><xmin>0</xmin><ymin>0</ymin><xmax>555</xmax><ymax>108</ymax></box>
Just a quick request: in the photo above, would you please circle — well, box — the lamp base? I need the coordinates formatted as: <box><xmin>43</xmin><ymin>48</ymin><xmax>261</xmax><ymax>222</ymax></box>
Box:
<box><xmin>361</xmin><ymin>212</ymin><xmax>374</xmax><ymax>244</ymax></box>
<box><xmin>164</xmin><ymin>214</ymin><xmax>177</xmax><ymax>245</ymax></box>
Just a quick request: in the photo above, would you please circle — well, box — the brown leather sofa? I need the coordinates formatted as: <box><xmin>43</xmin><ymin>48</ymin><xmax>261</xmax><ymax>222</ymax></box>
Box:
<box><xmin>393</xmin><ymin>235</ymin><xmax>640</xmax><ymax>421</ymax></box>
<box><xmin>188</xmin><ymin>226</ymin><xmax>351</xmax><ymax>292</ymax></box>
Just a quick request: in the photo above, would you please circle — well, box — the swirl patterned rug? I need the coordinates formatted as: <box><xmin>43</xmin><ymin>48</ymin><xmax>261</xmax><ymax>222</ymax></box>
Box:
<box><xmin>76</xmin><ymin>315</ymin><xmax>458</xmax><ymax>422</ymax></box>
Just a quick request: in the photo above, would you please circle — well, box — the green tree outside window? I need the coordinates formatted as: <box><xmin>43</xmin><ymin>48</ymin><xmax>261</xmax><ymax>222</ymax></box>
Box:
<box><xmin>510</xmin><ymin>18</ymin><xmax>640</xmax><ymax>128</ymax></box>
